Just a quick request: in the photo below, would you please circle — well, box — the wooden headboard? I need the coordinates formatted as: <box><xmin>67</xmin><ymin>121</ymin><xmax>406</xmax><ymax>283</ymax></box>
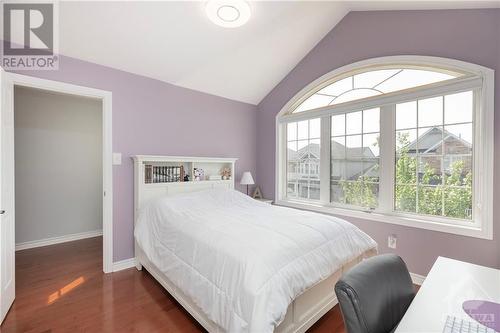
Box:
<box><xmin>132</xmin><ymin>155</ymin><xmax>237</xmax><ymax>226</ymax></box>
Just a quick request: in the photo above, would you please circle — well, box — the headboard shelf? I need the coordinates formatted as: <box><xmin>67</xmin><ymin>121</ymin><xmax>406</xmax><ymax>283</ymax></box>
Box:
<box><xmin>132</xmin><ymin>155</ymin><xmax>238</xmax><ymax>225</ymax></box>
<box><xmin>133</xmin><ymin>155</ymin><xmax>236</xmax><ymax>183</ymax></box>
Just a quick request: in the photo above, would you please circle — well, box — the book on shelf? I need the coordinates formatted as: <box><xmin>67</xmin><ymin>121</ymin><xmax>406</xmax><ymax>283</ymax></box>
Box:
<box><xmin>144</xmin><ymin>164</ymin><xmax>187</xmax><ymax>184</ymax></box>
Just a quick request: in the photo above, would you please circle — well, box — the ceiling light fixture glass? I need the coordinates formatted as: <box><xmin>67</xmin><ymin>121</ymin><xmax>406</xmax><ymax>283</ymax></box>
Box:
<box><xmin>206</xmin><ymin>0</ymin><xmax>251</xmax><ymax>28</ymax></box>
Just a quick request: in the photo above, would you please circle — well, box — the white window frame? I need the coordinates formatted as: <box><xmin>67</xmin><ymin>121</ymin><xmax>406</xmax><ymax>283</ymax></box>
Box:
<box><xmin>275</xmin><ymin>56</ymin><xmax>494</xmax><ymax>240</ymax></box>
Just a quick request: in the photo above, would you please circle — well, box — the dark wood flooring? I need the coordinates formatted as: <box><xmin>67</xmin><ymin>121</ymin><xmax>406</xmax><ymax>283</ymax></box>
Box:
<box><xmin>0</xmin><ymin>236</ymin><xmax>347</xmax><ymax>332</ymax></box>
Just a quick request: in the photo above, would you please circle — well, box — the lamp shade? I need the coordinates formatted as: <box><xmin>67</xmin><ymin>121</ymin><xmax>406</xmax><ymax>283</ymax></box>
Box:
<box><xmin>240</xmin><ymin>171</ymin><xmax>254</xmax><ymax>185</ymax></box>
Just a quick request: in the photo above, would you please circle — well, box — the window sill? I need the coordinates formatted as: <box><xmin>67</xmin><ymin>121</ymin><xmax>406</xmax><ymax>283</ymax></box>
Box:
<box><xmin>274</xmin><ymin>199</ymin><xmax>492</xmax><ymax>240</ymax></box>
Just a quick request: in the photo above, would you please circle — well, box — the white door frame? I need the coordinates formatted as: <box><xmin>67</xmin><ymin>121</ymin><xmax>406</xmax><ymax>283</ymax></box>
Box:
<box><xmin>5</xmin><ymin>72</ymin><xmax>113</xmax><ymax>273</ymax></box>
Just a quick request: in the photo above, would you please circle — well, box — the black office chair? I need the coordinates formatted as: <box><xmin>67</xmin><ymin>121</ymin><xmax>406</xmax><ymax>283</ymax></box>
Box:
<box><xmin>334</xmin><ymin>254</ymin><xmax>415</xmax><ymax>333</ymax></box>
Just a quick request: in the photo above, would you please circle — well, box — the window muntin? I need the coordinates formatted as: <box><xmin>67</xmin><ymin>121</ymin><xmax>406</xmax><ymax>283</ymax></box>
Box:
<box><xmin>293</xmin><ymin>68</ymin><xmax>462</xmax><ymax>113</ymax></box>
<box><xmin>286</xmin><ymin>118</ymin><xmax>321</xmax><ymax>200</ymax></box>
<box><xmin>330</xmin><ymin>108</ymin><xmax>380</xmax><ymax>209</ymax></box>
<box><xmin>394</xmin><ymin>91</ymin><xmax>473</xmax><ymax>220</ymax></box>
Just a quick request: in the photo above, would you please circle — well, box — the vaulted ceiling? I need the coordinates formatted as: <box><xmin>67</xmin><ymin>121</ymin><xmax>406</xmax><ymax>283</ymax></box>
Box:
<box><xmin>58</xmin><ymin>1</ymin><xmax>500</xmax><ymax>105</ymax></box>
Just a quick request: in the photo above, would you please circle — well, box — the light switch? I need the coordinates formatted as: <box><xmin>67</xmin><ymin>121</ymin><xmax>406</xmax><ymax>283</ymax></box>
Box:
<box><xmin>113</xmin><ymin>153</ymin><xmax>122</xmax><ymax>165</ymax></box>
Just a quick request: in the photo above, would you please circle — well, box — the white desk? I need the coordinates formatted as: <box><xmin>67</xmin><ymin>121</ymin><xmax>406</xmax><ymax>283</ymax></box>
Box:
<box><xmin>396</xmin><ymin>257</ymin><xmax>500</xmax><ymax>333</ymax></box>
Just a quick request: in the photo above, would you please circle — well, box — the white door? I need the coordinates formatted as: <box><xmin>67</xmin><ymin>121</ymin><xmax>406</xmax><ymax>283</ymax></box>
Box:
<box><xmin>0</xmin><ymin>69</ymin><xmax>15</xmax><ymax>323</ymax></box>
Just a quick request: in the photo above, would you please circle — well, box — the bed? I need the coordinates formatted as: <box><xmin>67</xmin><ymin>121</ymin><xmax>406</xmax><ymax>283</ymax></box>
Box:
<box><xmin>133</xmin><ymin>156</ymin><xmax>377</xmax><ymax>333</ymax></box>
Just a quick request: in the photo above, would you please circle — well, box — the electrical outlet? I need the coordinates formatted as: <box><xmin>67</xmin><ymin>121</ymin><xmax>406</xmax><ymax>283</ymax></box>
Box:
<box><xmin>388</xmin><ymin>234</ymin><xmax>397</xmax><ymax>249</ymax></box>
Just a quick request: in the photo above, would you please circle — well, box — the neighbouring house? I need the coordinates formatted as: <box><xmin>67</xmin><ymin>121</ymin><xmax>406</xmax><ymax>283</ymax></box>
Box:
<box><xmin>404</xmin><ymin>126</ymin><xmax>472</xmax><ymax>184</ymax></box>
<box><xmin>287</xmin><ymin>126</ymin><xmax>472</xmax><ymax>199</ymax></box>
<box><xmin>287</xmin><ymin>142</ymin><xmax>377</xmax><ymax>200</ymax></box>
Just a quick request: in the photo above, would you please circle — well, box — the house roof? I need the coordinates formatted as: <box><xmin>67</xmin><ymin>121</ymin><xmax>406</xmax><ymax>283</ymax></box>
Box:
<box><xmin>405</xmin><ymin>126</ymin><xmax>472</xmax><ymax>154</ymax></box>
<box><xmin>287</xmin><ymin>126</ymin><xmax>472</xmax><ymax>181</ymax></box>
<box><xmin>288</xmin><ymin>142</ymin><xmax>376</xmax><ymax>161</ymax></box>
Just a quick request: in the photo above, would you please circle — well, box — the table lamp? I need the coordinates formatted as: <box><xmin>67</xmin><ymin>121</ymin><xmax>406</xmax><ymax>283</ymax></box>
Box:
<box><xmin>240</xmin><ymin>172</ymin><xmax>254</xmax><ymax>195</ymax></box>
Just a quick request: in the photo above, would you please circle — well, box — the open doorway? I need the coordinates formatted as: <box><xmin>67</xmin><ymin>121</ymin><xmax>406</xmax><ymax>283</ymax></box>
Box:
<box><xmin>14</xmin><ymin>86</ymin><xmax>103</xmax><ymax>251</ymax></box>
<box><xmin>0</xmin><ymin>73</ymin><xmax>113</xmax><ymax>324</ymax></box>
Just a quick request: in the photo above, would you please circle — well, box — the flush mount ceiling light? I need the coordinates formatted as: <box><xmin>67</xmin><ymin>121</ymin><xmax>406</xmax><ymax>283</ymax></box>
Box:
<box><xmin>206</xmin><ymin>0</ymin><xmax>251</xmax><ymax>28</ymax></box>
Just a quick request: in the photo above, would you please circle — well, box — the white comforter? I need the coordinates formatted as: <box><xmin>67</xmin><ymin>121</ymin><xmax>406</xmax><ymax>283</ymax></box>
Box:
<box><xmin>134</xmin><ymin>189</ymin><xmax>377</xmax><ymax>333</ymax></box>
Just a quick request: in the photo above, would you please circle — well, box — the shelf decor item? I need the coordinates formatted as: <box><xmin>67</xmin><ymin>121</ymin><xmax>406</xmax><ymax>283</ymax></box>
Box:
<box><xmin>145</xmin><ymin>165</ymin><xmax>153</xmax><ymax>183</ymax></box>
<box><xmin>220</xmin><ymin>167</ymin><xmax>232</xmax><ymax>180</ymax></box>
<box><xmin>194</xmin><ymin>168</ymin><xmax>204</xmax><ymax>181</ymax></box>
<box><xmin>240</xmin><ymin>171</ymin><xmax>254</xmax><ymax>196</ymax></box>
<box><xmin>252</xmin><ymin>186</ymin><xmax>263</xmax><ymax>199</ymax></box>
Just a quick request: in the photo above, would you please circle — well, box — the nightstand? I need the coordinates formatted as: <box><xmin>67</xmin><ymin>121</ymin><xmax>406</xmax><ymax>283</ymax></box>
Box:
<box><xmin>255</xmin><ymin>198</ymin><xmax>273</xmax><ymax>205</ymax></box>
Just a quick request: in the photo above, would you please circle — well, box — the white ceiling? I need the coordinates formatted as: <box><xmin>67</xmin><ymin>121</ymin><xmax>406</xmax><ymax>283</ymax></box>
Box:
<box><xmin>58</xmin><ymin>1</ymin><xmax>500</xmax><ymax>105</ymax></box>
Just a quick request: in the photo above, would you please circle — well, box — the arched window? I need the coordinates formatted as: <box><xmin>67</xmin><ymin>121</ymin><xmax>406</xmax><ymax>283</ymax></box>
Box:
<box><xmin>294</xmin><ymin>67</ymin><xmax>463</xmax><ymax>113</ymax></box>
<box><xmin>276</xmin><ymin>56</ymin><xmax>494</xmax><ymax>239</ymax></box>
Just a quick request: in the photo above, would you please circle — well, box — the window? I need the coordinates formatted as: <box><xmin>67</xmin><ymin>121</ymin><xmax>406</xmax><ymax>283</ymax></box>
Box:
<box><xmin>394</xmin><ymin>92</ymin><xmax>473</xmax><ymax>220</ymax></box>
<box><xmin>276</xmin><ymin>56</ymin><xmax>494</xmax><ymax>239</ymax></box>
<box><xmin>331</xmin><ymin>108</ymin><xmax>380</xmax><ymax>208</ymax></box>
<box><xmin>286</xmin><ymin>118</ymin><xmax>321</xmax><ymax>200</ymax></box>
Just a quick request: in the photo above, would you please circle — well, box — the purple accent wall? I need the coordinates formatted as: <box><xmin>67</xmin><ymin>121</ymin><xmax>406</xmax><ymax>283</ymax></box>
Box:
<box><xmin>13</xmin><ymin>56</ymin><xmax>257</xmax><ymax>262</ymax></box>
<box><xmin>257</xmin><ymin>9</ymin><xmax>500</xmax><ymax>275</ymax></box>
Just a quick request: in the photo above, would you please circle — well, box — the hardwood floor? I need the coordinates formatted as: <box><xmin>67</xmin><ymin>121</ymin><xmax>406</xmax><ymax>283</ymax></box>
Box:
<box><xmin>1</xmin><ymin>236</ymin><xmax>346</xmax><ymax>332</ymax></box>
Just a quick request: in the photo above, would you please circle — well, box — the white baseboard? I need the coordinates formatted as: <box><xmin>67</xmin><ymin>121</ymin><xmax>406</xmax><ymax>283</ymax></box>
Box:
<box><xmin>410</xmin><ymin>272</ymin><xmax>426</xmax><ymax>285</ymax></box>
<box><xmin>15</xmin><ymin>229</ymin><xmax>103</xmax><ymax>251</ymax></box>
<box><xmin>112</xmin><ymin>258</ymin><xmax>136</xmax><ymax>272</ymax></box>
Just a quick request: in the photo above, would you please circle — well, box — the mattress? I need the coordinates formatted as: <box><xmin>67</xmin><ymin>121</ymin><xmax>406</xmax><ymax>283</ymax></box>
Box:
<box><xmin>134</xmin><ymin>189</ymin><xmax>377</xmax><ymax>333</ymax></box>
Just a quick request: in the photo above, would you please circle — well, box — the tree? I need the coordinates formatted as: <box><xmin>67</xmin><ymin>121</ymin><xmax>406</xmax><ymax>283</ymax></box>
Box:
<box><xmin>341</xmin><ymin>131</ymin><xmax>472</xmax><ymax>220</ymax></box>
<box><xmin>341</xmin><ymin>177</ymin><xmax>378</xmax><ymax>208</ymax></box>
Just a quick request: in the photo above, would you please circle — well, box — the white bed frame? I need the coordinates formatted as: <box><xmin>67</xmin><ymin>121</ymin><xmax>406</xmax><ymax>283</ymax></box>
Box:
<box><xmin>133</xmin><ymin>155</ymin><xmax>376</xmax><ymax>333</ymax></box>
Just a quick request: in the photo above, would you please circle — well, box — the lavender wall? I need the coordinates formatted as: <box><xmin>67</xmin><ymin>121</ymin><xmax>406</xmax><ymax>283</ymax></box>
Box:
<box><xmin>13</xmin><ymin>56</ymin><xmax>257</xmax><ymax>262</ymax></box>
<box><xmin>257</xmin><ymin>9</ymin><xmax>500</xmax><ymax>275</ymax></box>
